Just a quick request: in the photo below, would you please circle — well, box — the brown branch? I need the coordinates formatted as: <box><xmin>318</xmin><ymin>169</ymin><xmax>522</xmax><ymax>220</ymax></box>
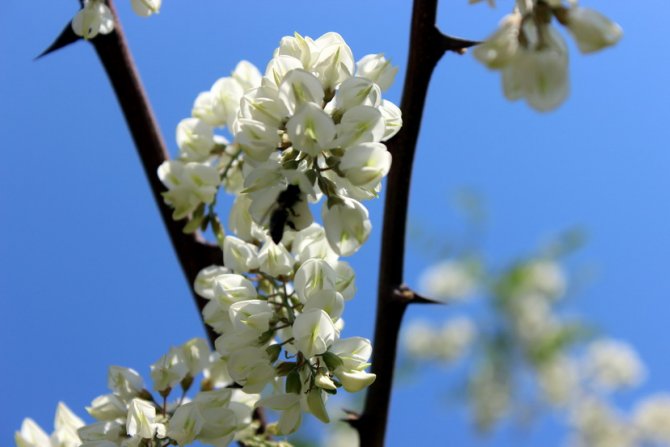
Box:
<box><xmin>354</xmin><ymin>1</ymin><xmax>475</xmax><ymax>445</ymax></box>
<box><xmin>84</xmin><ymin>0</ymin><xmax>222</xmax><ymax>347</ymax></box>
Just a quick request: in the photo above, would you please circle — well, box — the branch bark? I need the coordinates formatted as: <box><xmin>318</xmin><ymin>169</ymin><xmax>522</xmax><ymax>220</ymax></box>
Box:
<box><xmin>354</xmin><ymin>0</ymin><xmax>476</xmax><ymax>445</ymax></box>
<box><xmin>87</xmin><ymin>0</ymin><xmax>222</xmax><ymax>347</ymax></box>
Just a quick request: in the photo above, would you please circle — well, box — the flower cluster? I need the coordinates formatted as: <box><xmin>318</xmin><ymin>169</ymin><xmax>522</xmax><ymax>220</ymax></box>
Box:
<box><xmin>159</xmin><ymin>32</ymin><xmax>401</xmax><ymax>256</ymax></box>
<box><xmin>16</xmin><ymin>338</ymin><xmax>266</xmax><ymax>447</ymax></box>
<box><xmin>156</xmin><ymin>32</ymin><xmax>397</xmax><ymax>438</ymax></box>
<box><xmin>193</xmin><ymin>217</ymin><xmax>375</xmax><ymax>436</ymax></box>
<box><xmin>403</xmin><ymin>238</ymin><xmax>670</xmax><ymax>446</ymax></box>
<box><xmin>472</xmin><ymin>0</ymin><xmax>622</xmax><ymax>111</ymax></box>
<box><xmin>71</xmin><ymin>0</ymin><xmax>162</xmax><ymax>40</ymax></box>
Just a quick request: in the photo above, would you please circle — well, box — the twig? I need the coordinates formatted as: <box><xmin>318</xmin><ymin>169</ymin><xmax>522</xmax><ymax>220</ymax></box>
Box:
<box><xmin>353</xmin><ymin>0</ymin><xmax>475</xmax><ymax>445</ymax></box>
<box><xmin>83</xmin><ymin>0</ymin><xmax>222</xmax><ymax>346</ymax></box>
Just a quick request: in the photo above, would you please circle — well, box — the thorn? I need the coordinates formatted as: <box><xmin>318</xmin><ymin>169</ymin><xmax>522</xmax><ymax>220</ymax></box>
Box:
<box><xmin>36</xmin><ymin>22</ymin><xmax>81</xmax><ymax>60</ymax></box>
<box><xmin>393</xmin><ymin>284</ymin><xmax>443</xmax><ymax>305</ymax></box>
<box><xmin>441</xmin><ymin>34</ymin><xmax>482</xmax><ymax>54</ymax></box>
<box><xmin>342</xmin><ymin>409</ymin><xmax>361</xmax><ymax>428</ymax></box>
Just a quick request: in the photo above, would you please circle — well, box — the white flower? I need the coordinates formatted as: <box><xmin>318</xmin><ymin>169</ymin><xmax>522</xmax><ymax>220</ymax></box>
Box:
<box><xmin>157</xmin><ymin>161</ymin><xmax>219</xmax><ymax>220</ymax></box>
<box><xmin>226</xmin><ymin>347</ymin><xmax>275</xmax><ymax>393</ymax></box>
<box><xmin>292</xmin><ymin>309</ymin><xmax>337</xmax><ymax>358</ymax></box>
<box><xmin>303</xmin><ymin>289</ymin><xmax>345</xmax><ymax>321</ymax></box>
<box><xmin>334</xmin><ymin>105</ymin><xmax>386</xmax><ymax>149</ymax></box>
<box><xmin>633</xmin><ymin>394</ymin><xmax>670</xmax><ymax>444</ymax></box>
<box><xmin>223</xmin><ymin>236</ymin><xmax>260</xmax><ymax>274</ymax></box>
<box><xmin>566</xmin><ymin>7</ymin><xmax>623</xmax><ymax>54</ymax></box>
<box><xmin>228</xmin><ymin>300</ymin><xmax>274</xmax><ymax>333</ymax></box>
<box><xmin>166</xmin><ymin>403</ymin><xmax>205</xmax><ymax>445</ymax></box>
<box><xmin>257</xmin><ymin>394</ymin><xmax>302</xmax><ymax>435</ymax></box>
<box><xmin>193</xmin><ymin>265</ymin><xmax>229</xmax><ymax>300</ymax></box>
<box><xmin>15</xmin><ymin>419</ymin><xmax>50</xmax><ymax>447</ymax></box>
<box><xmin>176</xmin><ymin>118</ymin><xmax>216</xmax><ymax>162</ymax></box>
<box><xmin>583</xmin><ymin>339</ymin><xmax>646</xmax><ymax>390</ymax></box>
<box><xmin>502</xmin><ymin>24</ymin><xmax>570</xmax><ymax>112</ymax></box>
<box><xmin>378</xmin><ymin>99</ymin><xmax>402</xmax><ymax>142</ymax></box>
<box><xmin>294</xmin><ymin>258</ymin><xmax>338</xmax><ymax>302</ymax></box>
<box><xmin>329</xmin><ymin>337</ymin><xmax>376</xmax><ymax>392</ymax></box>
<box><xmin>257</xmin><ymin>238</ymin><xmax>294</xmax><ymax>277</ymax></box>
<box><xmin>310</xmin><ymin>32</ymin><xmax>355</xmax><ymax>91</ymax></box>
<box><xmin>473</xmin><ymin>12</ymin><xmax>521</xmax><ymax>69</ymax></box>
<box><xmin>150</xmin><ymin>347</ymin><xmax>188</xmax><ymax>392</ymax></box>
<box><xmin>77</xmin><ymin>421</ymin><xmax>124</xmax><ymax>444</ymax></box>
<box><xmin>286</xmin><ymin>103</ymin><xmax>336</xmax><ymax>157</ymax></box>
<box><xmin>322</xmin><ymin>198</ymin><xmax>372</xmax><ymax>256</ymax></box>
<box><xmin>181</xmin><ymin>338</ymin><xmax>211</xmax><ymax>377</ymax></box>
<box><xmin>126</xmin><ymin>399</ymin><xmax>162</xmax><ymax>439</ymax></box>
<box><xmin>71</xmin><ymin>1</ymin><xmax>114</xmax><ymax>40</ymax></box>
<box><xmin>339</xmin><ymin>142</ymin><xmax>392</xmax><ymax>189</ymax></box>
<box><xmin>305</xmin><ymin>389</ymin><xmax>330</xmax><ymax>423</ymax></box>
<box><xmin>355</xmin><ymin>54</ymin><xmax>398</xmax><ymax>92</ymax></box>
<box><xmin>537</xmin><ymin>355</ymin><xmax>579</xmax><ymax>406</ymax></box>
<box><xmin>108</xmin><ymin>366</ymin><xmax>144</xmax><ymax>399</ymax></box>
<box><xmin>130</xmin><ymin>0</ymin><xmax>161</xmax><ymax>17</ymax></box>
<box><xmin>278</xmin><ymin>69</ymin><xmax>325</xmax><ymax>115</ymax></box>
<box><xmin>232</xmin><ymin>60</ymin><xmax>263</xmax><ymax>92</ymax></box>
<box><xmin>419</xmin><ymin>260</ymin><xmax>478</xmax><ymax>302</ymax></box>
<box><xmin>87</xmin><ymin>394</ymin><xmax>127</xmax><ymax>421</ymax></box>
<box><xmin>291</xmin><ymin>224</ymin><xmax>339</xmax><ymax>266</ymax></box>
<box><xmin>212</xmin><ymin>273</ymin><xmax>258</xmax><ymax>308</ymax></box>
<box><xmin>334</xmin><ymin>261</ymin><xmax>356</xmax><ymax>300</ymax></box>
<box><xmin>435</xmin><ymin>317</ymin><xmax>476</xmax><ymax>362</ymax></box>
<box><xmin>330</xmin><ymin>77</ymin><xmax>382</xmax><ymax>111</ymax></box>
<box><xmin>403</xmin><ymin>320</ymin><xmax>435</xmax><ymax>358</ymax></box>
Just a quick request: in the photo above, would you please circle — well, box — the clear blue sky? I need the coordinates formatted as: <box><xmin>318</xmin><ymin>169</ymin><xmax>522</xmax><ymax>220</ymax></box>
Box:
<box><xmin>1</xmin><ymin>0</ymin><xmax>669</xmax><ymax>446</ymax></box>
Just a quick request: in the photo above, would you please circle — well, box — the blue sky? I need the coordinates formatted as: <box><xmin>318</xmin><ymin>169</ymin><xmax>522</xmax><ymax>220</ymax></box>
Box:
<box><xmin>2</xmin><ymin>0</ymin><xmax>670</xmax><ymax>446</ymax></box>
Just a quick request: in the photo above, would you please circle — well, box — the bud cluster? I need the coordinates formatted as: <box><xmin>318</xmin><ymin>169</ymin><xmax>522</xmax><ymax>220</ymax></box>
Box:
<box><xmin>473</xmin><ymin>0</ymin><xmax>622</xmax><ymax>111</ymax></box>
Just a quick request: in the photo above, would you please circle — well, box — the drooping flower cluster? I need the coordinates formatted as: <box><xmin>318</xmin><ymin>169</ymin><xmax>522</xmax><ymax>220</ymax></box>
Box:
<box><xmin>155</xmin><ymin>32</ymin><xmax>398</xmax><ymax>438</ymax></box>
<box><xmin>472</xmin><ymin>0</ymin><xmax>622</xmax><ymax>111</ymax></box>
<box><xmin>159</xmin><ymin>32</ymin><xmax>400</xmax><ymax>256</ymax></box>
<box><xmin>71</xmin><ymin>0</ymin><xmax>162</xmax><ymax>40</ymax></box>
<box><xmin>193</xmin><ymin>217</ymin><xmax>375</xmax><ymax>436</ymax></box>
<box><xmin>16</xmin><ymin>338</ymin><xmax>267</xmax><ymax>447</ymax></box>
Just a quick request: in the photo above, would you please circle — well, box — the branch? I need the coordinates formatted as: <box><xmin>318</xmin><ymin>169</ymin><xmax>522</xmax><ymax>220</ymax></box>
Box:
<box><xmin>354</xmin><ymin>0</ymin><xmax>473</xmax><ymax>445</ymax></box>
<box><xmin>81</xmin><ymin>0</ymin><xmax>222</xmax><ymax>346</ymax></box>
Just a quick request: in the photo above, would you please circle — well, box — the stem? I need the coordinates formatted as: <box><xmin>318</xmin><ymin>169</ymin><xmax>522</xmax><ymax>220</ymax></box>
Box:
<box><xmin>354</xmin><ymin>0</ymin><xmax>476</xmax><ymax>444</ymax></box>
<box><xmin>88</xmin><ymin>0</ymin><xmax>221</xmax><ymax>347</ymax></box>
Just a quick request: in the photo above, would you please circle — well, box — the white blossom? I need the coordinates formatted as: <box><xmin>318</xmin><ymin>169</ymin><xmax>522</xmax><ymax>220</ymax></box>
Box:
<box><xmin>355</xmin><ymin>54</ymin><xmax>398</xmax><ymax>92</ymax></box>
<box><xmin>583</xmin><ymin>339</ymin><xmax>646</xmax><ymax>390</ymax></box>
<box><xmin>130</xmin><ymin>0</ymin><xmax>161</xmax><ymax>17</ymax></box>
<box><xmin>71</xmin><ymin>1</ymin><xmax>114</xmax><ymax>40</ymax></box>
<box><xmin>566</xmin><ymin>7</ymin><xmax>623</xmax><ymax>54</ymax></box>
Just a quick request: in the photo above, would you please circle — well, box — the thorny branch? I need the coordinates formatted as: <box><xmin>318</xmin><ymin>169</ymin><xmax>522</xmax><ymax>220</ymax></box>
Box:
<box><xmin>61</xmin><ymin>0</ymin><xmax>223</xmax><ymax>347</ymax></box>
<box><xmin>352</xmin><ymin>0</ymin><xmax>477</xmax><ymax>445</ymax></box>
